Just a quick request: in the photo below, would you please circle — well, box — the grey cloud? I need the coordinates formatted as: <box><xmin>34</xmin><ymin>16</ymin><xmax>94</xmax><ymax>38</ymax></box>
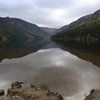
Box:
<box><xmin>0</xmin><ymin>0</ymin><xmax>100</xmax><ymax>28</ymax></box>
<box><xmin>0</xmin><ymin>0</ymin><xmax>33</xmax><ymax>12</ymax></box>
<box><xmin>35</xmin><ymin>0</ymin><xmax>75</xmax><ymax>9</ymax></box>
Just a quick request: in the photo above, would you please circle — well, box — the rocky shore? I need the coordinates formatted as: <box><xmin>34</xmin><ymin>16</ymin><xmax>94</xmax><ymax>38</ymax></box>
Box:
<box><xmin>0</xmin><ymin>81</ymin><xmax>63</xmax><ymax>100</ymax></box>
<box><xmin>1</xmin><ymin>82</ymin><xmax>100</xmax><ymax>100</ymax></box>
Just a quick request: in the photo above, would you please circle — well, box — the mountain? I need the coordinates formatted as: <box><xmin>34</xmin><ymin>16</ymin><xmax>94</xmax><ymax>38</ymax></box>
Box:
<box><xmin>59</xmin><ymin>25</ymin><xmax>69</xmax><ymax>32</ymax></box>
<box><xmin>52</xmin><ymin>10</ymin><xmax>100</xmax><ymax>45</ymax></box>
<box><xmin>41</xmin><ymin>27</ymin><xmax>58</xmax><ymax>36</ymax></box>
<box><xmin>59</xmin><ymin>10</ymin><xmax>100</xmax><ymax>31</ymax></box>
<box><xmin>0</xmin><ymin>17</ymin><xmax>47</xmax><ymax>45</ymax></box>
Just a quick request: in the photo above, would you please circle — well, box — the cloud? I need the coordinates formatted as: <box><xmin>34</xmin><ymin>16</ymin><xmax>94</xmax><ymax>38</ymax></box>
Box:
<box><xmin>0</xmin><ymin>0</ymin><xmax>100</xmax><ymax>28</ymax></box>
<box><xmin>35</xmin><ymin>0</ymin><xmax>75</xmax><ymax>9</ymax></box>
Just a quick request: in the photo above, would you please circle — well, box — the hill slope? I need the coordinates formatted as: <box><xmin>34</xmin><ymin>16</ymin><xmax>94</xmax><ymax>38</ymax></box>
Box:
<box><xmin>41</xmin><ymin>27</ymin><xmax>58</xmax><ymax>36</ymax></box>
<box><xmin>52</xmin><ymin>10</ymin><xmax>100</xmax><ymax>45</ymax></box>
<box><xmin>0</xmin><ymin>17</ymin><xmax>47</xmax><ymax>45</ymax></box>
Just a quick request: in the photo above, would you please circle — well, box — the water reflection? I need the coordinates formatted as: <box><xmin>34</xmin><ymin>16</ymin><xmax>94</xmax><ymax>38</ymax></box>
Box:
<box><xmin>32</xmin><ymin>67</ymin><xmax>79</xmax><ymax>96</ymax></box>
<box><xmin>0</xmin><ymin>48</ymin><xmax>100</xmax><ymax>100</ymax></box>
<box><xmin>0</xmin><ymin>39</ymin><xmax>47</xmax><ymax>62</ymax></box>
<box><xmin>55</xmin><ymin>42</ymin><xmax>100</xmax><ymax>67</ymax></box>
<box><xmin>0</xmin><ymin>39</ymin><xmax>100</xmax><ymax>68</ymax></box>
<box><xmin>0</xmin><ymin>39</ymin><xmax>100</xmax><ymax>100</ymax></box>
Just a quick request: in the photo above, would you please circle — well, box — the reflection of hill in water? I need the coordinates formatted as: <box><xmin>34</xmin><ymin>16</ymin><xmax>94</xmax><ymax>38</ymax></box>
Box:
<box><xmin>0</xmin><ymin>38</ymin><xmax>100</xmax><ymax>68</ymax></box>
<box><xmin>58</xmin><ymin>42</ymin><xmax>100</xmax><ymax>67</ymax></box>
<box><xmin>32</xmin><ymin>67</ymin><xmax>79</xmax><ymax>96</ymax></box>
<box><xmin>0</xmin><ymin>39</ymin><xmax>59</xmax><ymax>62</ymax></box>
<box><xmin>0</xmin><ymin>39</ymin><xmax>48</xmax><ymax>62</ymax></box>
<box><xmin>70</xmin><ymin>49</ymin><xmax>100</xmax><ymax>67</ymax></box>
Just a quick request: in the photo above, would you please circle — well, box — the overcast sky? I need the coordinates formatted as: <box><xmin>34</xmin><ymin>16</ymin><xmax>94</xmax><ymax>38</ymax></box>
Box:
<box><xmin>0</xmin><ymin>0</ymin><xmax>100</xmax><ymax>28</ymax></box>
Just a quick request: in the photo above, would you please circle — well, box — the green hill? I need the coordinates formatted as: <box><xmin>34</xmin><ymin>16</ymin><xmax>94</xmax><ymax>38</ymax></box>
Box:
<box><xmin>52</xmin><ymin>10</ymin><xmax>100</xmax><ymax>45</ymax></box>
<box><xmin>0</xmin><ymin>17</ymin><xmax>47</xmax><ymax>46</ymax></box>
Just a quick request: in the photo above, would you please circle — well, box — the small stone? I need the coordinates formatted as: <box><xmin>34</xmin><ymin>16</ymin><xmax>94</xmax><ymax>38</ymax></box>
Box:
<box><xmin>0</xmin><ymin>90</ymin><xmax>4</xmax><ymax>96</ymax></box>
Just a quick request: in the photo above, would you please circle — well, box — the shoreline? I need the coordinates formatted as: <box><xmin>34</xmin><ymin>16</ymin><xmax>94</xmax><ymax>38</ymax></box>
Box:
<box><xmin>0</xmin><ymin>81</ymin><xmax>63</xmax><ymax>100</ymax></box>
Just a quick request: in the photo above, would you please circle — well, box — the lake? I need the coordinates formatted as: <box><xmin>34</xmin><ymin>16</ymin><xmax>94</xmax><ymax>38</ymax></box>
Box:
<box><xmin>0</xmin><ymin>39</ymin><xmax>100</xmax><ymax>100</ymax></box>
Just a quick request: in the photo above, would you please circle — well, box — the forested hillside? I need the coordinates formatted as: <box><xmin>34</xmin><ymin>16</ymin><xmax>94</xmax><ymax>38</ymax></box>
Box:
<box><xmin>52</xmin><ymin>10</ymin><xmax>100</xmax><ymax>45</ymax></box>
<box><xmin>0</xmin><ymin>17</ymin><xmax>46</xmax><ymax>46</ymax></box>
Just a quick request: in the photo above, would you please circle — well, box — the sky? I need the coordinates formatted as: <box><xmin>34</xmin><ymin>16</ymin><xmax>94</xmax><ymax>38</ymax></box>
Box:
<box><xmin>0</xmin><ymin>0</ymin><xmax>100</xmax><ymax>28</ymax></box>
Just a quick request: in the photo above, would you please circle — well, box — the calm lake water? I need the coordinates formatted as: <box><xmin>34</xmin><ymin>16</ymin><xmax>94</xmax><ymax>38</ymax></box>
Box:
<box><xmin>0</xmin><ymin>40</ymin><xmax>100</xmax><ymax>100</ymax></box>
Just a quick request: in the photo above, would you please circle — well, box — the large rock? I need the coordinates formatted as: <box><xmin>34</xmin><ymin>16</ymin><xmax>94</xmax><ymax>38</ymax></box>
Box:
<box><xmin>7</xmin><ymin>81</ymin><xmax>23</xmax><ymax>96</ymax></box>
<box><xmin>11</xmin><ymin>81</ymin><xmax>23</xmax><ymax>89</ymax></box>
<box><xmin>85</xmin><ymin>89</ymin><xmax>100</xmax><ymax>100</ymax></box>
